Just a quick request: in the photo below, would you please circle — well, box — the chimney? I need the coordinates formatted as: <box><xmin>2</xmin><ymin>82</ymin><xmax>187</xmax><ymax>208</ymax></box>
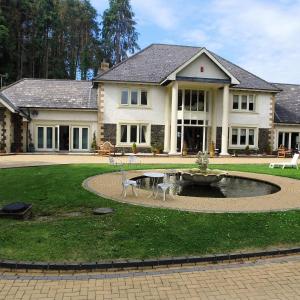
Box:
<box><xmin>98</xmin><ymin>59</ymin><xmax>110</xmax><ymax>75</ymax></box>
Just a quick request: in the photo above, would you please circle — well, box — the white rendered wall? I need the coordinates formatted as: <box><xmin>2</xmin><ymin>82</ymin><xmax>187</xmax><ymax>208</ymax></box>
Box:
<box><xmin>103</xmin><ymin>83</ymin><xmax>166</xmax><ymax>125</ymax></box>
<box><xmin>215</xmin><ymin>91</ymin><xmax>273</xmax><ymax>128</ymax></box>
<box><xmin>178</xmin><ymin>53</ymin><xmax>229</xmax><ymax>80</ymax></box>
<box><xmin>28</xmin><ymin>109</ymin><xmax>98</xmax><ymax>151</ymax></box>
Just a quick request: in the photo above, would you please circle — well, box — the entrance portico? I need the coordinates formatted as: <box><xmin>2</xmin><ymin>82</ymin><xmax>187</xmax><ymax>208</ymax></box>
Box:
<box><xmin>166</xmin><ymin>80</ymin><xmax>230</xmax><ymax>156</ymax></box>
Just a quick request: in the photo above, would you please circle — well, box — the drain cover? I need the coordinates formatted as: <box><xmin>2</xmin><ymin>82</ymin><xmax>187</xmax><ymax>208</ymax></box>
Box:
<box><xmin>93</xmin><ymin>208</ymin><xmax>114</xmax><ymax>215</ymax></box>
<box><xmin>2</xmin><ymin>202</ymin><xmax>30</xmax><ymax>213</ymax></box>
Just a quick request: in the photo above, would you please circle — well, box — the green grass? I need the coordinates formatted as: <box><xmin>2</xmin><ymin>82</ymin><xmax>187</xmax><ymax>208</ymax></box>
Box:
<box><xmin>0</xmin><ymin>163</ymin><xmax>299</xmax><ymax>262</ymax></box>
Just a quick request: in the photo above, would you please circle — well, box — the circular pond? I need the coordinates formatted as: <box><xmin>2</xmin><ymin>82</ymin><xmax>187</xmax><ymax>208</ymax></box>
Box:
<box><xmin>132</xmin><ymin>174</ymin><xmax>280</xmax><ymax>198</ymax></box>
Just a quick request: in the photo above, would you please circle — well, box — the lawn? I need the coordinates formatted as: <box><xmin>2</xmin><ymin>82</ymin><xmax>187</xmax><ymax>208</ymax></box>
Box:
<box><xmin>0</xmin><ymin>163</ymin><xmax>300</xmax><ymax>262</ymax></box>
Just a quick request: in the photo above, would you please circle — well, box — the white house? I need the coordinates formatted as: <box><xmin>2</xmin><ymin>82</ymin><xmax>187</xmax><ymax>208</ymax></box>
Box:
<box><xmin>0</xmin><ymin>43</ymin><xmax>299</xmax><ymax>155</ymax></box>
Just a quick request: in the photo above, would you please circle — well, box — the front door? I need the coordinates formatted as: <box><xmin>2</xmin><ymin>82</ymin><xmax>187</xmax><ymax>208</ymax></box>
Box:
<box><xmin>184</xmin><ymin>126</ymin><xmax>203</xmax><ymax>154</ymax></box>
<box><xmin>59</xmin><ymin>126</ymin><xmax>69</xmax><ymax>151</ymax></box>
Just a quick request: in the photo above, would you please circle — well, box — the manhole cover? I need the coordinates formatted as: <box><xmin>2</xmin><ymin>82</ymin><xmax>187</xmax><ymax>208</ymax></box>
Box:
<box><xmin>93</xmin><ymin>208</ymin><xmax>114</xmax><ymax>215</ymax></box>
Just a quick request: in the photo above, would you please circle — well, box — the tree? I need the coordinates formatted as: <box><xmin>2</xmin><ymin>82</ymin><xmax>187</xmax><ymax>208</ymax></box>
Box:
<box><xmin>101</xmin><ymin>0</ymin><xmax>139</xmax><ymax>65</ymax></box>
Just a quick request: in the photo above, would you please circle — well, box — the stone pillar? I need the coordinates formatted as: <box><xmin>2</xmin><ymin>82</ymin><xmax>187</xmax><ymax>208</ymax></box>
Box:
<box><xmin>97</xmin><ymin>83</ymin><xmax>105</xmax><ymax>146</ymax></box>
<box><xmin>5</xmin><ymin>110</ymin><xmax>11</xmax><ymax>153</ymax></box>
<box><xmin>211</xmin><ymin>89</ymin><xmax>217</xmax><ymax>143</ymax></box>
<box><xmin>220</xmin><ymin>85</ymin><xmax>230</xmax><ymax>156</ymax></box>
<box><xmin>163</xmin><ymin>88</ymin><xmax>171</xmax><ymax>152</ymax></box>
<box><xmin>169</xmin><ymin>82</ymin><xmax>178</xmax><ymax>154</ymax></box>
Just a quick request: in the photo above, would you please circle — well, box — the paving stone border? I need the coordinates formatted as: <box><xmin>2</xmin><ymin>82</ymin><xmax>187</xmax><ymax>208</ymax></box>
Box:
<box><xmin>1</xmin><ymin>247</ymin><xmax>300</xmax><ymax>271</ymax></box>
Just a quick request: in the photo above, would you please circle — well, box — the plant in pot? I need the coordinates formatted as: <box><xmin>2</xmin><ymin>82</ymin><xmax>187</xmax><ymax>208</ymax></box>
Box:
<box><xmin>156</xmin><ymin>144</ymin><xmax>163</xmax><ymax>154</ymax></box>
<box><xmin>182</xmin><ymin>142</ymin><xmax>188</xmax><ymax>156</ymax></box>
<box><xmin>245</xmin><ymin>145</ymin><xmax>250</xmax><ymax>155</ymax></box>
<box><xmin>91</xmin><ymin>132</ymin><xmax>97</xmax><ymax>152</ymax></box>
<box><xmin>0</xmin><ymin>142</ymin><xmax>5</xmax><ymax>153</ymax></box>
<box><xmin>209</xmin><ymin>141</ymin><xmax>215</xmax><ymax>158</ymax></box>
<box><xmin>151</xmin><ymin>144</ymin><xmax>157</xmax><ymax>155</ymax></box>
<box><xmin>132</xmin><ymin>142</ymin><xmax>137</xmax><ymax>154</ymax></box>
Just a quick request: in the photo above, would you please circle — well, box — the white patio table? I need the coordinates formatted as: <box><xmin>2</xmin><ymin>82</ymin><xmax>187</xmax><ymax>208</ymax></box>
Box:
<box><xmin>143</xmin><ymin>172</ymin><xmax>165</xmax><ymax>198</ymax></box>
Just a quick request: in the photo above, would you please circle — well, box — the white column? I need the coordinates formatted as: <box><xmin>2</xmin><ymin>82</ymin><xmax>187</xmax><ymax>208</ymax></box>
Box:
<box><xmin>288</xmin><ymin>132</ymin><xmax>292</xmax><ymax>149</ymax></box>
<box><xmin>169</xmin><ymin>81</ymin><xmax>178</xmax><ymax>154</ymax></box>
<box><xmin>211</xmin><ymin>89</ymin><xmax>217</xmax><ymax>143</ymax></box>
<box><xmin>220</xmin><ymin>85</ymin><xmax>230</xmax><ymax>156</ymax></box>
<box><xmin>163</xmin><ymin>88</ymin><xmax>171</xmax><ymax>152</ymax></box>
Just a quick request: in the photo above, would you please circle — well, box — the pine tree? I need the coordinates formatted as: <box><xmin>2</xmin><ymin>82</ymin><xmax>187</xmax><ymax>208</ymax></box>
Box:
<box><xmin>101</xmin><ymin>0</ymin><xmax>139</xmax><ymax>65</ymax></box>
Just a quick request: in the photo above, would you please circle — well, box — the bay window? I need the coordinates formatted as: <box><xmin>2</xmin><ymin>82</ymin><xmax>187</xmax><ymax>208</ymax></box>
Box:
<box><xmin>119</xmin><ymin>124</ymin><xmax>149</xmax><ymax>145</ymax></box>
<box><xmin>232</xmin><ymin>94</ymin><xmax>256</xmax><ymax>112</ymax></box>
<box><xmin>230</xmin><ymin>127</ymin><xmax>257</xmax><ymax>147</ymax></box>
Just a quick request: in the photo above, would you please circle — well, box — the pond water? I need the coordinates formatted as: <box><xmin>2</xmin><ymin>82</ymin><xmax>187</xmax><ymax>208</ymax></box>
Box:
<box><xmin>132</xmin><ymin>173</ymin><xmax>280</xmax><ymax>198</ymax></box>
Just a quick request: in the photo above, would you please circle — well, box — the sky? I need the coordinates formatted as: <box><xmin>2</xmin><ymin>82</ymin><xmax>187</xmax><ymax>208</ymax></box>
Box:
<box><xmin>91</xmin><ymin>0</ymin><xmax>300</xmax><ymax>84</ymax></box>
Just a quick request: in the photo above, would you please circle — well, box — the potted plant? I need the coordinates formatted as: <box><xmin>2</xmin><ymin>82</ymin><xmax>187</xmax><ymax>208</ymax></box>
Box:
<box><xmin>91</xmin><ymin>132</ymin><xmax>97</xmax><ymax>152</ymax></box>
<box><xmin>182</xmin><ymin>142</ymin><xmax>188</xmax><ymax>156</ymax></box>
<box><xmin>28</xmin><ymin>143</ymin><xmax>35</xmax><ymax>152</ymax></box>
<box><xmin>132</xmin><ymin>142</ymin><xmax>137</xmax><ymax>154</ymax></box>
<box><xmin>245</xmin><ymin>145</ymin><xmax>250</xmax><ymax>155</ymax></box>
<box><xmin>151</xmin><ymin>144</ymin><xmax>158</xmax><ymax>155</ymax></box>
<box><xmin>0</xmin><ymin>142</ymin><xmax>5</xmax><ymax>153</ymax></box>
<box><xmin>209</xmin><ymin>141</ymin><xmax>215</xmax><ymax>158</ymax></box>
<box><xmin>156</xmin><ymin>144</ymin><xmax>163</xmax><ymax>154</ymax></box>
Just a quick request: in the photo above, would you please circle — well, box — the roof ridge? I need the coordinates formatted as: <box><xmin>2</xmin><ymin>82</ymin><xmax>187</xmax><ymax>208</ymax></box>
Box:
<box><xmin>0</xmin><ymin>78</ymin><xmax>26</xmax><ymax>92</ymax></box>
<box><xmin>94</xmin><ymin>44</ymin><xmax>154</xmax><ymax>81</ymax></box>
<box><xmin>151</xmin><ymin>43</ymin><xmax>202</xmax><ymax>49</ymax></box>
<box><xmin>272</xmin><ymin>82</ymin><xmax>300</xmax><ymax>86</ymax></box>
<box><xmin>22</xmin><ymin>78</ymin><xmax>92</xmax><ymax>83</ymax></box>
<box><xmin>207</xmin><ymin>50</ymin><xmax>280</xmax><ymax>91</ymax></box>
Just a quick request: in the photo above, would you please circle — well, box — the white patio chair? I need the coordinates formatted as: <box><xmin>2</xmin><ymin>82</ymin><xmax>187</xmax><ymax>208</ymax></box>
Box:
<box><xmin>155</xmin><ymin>174</ymin><xmax>175</xmax><ymax>201</ymax></box>
<box><xmin>120</xmin><ymin>170</ymin><xmax>138</xmax><ymax>198</ymax></box>
<box><xmin>269</xmin><ymin>153</ymin><xmax>299</xmax><ymax>169</ymax></box>
<box><xmin>128</xmin><ymin>155</ymin><xmax>141</xmax><ymax>165</ymax></box>
<box><xmin>108</xmin><ymin>156</ymin><xmax>123</xmax><ymax>168</ymax></box>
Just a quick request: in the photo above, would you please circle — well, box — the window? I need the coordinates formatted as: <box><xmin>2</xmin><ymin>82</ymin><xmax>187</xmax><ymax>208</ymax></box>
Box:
<box><xmin>232</xmin><ymin>94</ymin><xmax>256</xmax><ymax>112</ymax></box>
<box><xmin>121</xmin><ymin>90</ymin><xmax>129</xmax><ymax>105</ymax></box>
<box><xmin>119</xmin><ymin>124</ymin><xmax>149</xmax><ymax>145</ymax></box>
<box><xmin>198</xmin><ymin>91</ymin><xmax>205</xmax><ymax>111</ymax></box>
<box><xmin>120</xmin><ymin>125</ymin><xmax>127</xmax><ymax>143</ymax></box>
<box><xmin>131</xmin><ymin>90</ymin><xmax>138</xmax><ymax>105</ymax></box>
<box><xmin>240</xmin><ymin>129</ymin><xmax>246</xmax><ymax>145</ymax></box>
<box><xmin>139</xmin><ymin>125</ymin><xmax>147</xmax><ymax>143</ymax></box>
<box><xmin>232</xmin><ymin>128</ymin><xmax>238</xmax><ymax>145</ymax></box>
<box><xmin>82</xmin><ymin>128</ymin><xmax>88</xmax><ymax>149</ymax></box>
<box><xmin>120</xmin><ymin>89</ymin><xmax>149</xmax><ymax>106</ymax></box>
<box><xmin>249</xmin><ymin>129</ymin><xmax>255</xmax><ymax>145</ymax></box>
<box><xmin>191</xmin><ymin>90</ymin><xmax>197</xmax><ymax>111</ymax></box>
<box><xmin>38</xmin><ymin>127</ymin><xmax>44</xmax><ymax>149</ymax></box>
<box><xmin>181</xmin><ymin>89</ymin><xmax>208</xmax><ymax>112</ymax></box>
<box><xmin>72</xmin><ymin>127</ymin><xmax>89</xmax><ymax>151</ymax></box>
<box><xmin>231</xmin><ymin>128</ymin><xmax>257</xmax><ymax>147</ymax></box>
<box><xmin>130</xmin><ymin>125</ymin><xmax>137</xmax><ymax>142</ymax></box>
<box><xmin>46</xmin><ymin>127</ymin><xmax>53</xmax><ymax>148</ymax></box>
<box><xmin>233</xmin><ymin>95</ymin><xmax>239</xmax><ymax>109</ymax></box>
<box><xmin>73</xmin><ymin>128</ymin><xmax>80</xmax><ymax>149</ymax></box>
<box><xmin>141</xmin><ymin>90</ymin><xmax>148</xmax><ymax>105</ymax></box>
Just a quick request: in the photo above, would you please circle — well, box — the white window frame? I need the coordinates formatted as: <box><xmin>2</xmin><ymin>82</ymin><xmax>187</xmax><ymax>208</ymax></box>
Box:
<box><xmin>117</xmin><ymin>123</ymin><xmax>150</xmax><ymax>146</ymax></box>
<box><xmin>120</xmin><ymin>88</ymin><xmax>149</xmax><ymax>107</ymax></box>
<box><xmin>71</xmin><ymin>126</ymin><xmax>89</xmax><ymax>151</ymax></box>
<box><xmin>231</xmin><ymin>94</ymin><xmax>256</xmax><ymax>112</ymax></box>
<box><xmin>36</xmin><ymin>126</ymin><xmax>55</xmax><ymax>150</ymax></box>
<box><xmin>229</xmin><ymin>127</ymin><xmax>258</xmax><ymax>148</ymax></box>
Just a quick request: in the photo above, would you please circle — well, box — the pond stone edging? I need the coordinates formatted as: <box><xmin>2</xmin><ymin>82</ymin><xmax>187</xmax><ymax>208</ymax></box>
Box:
<box><xmin>1</xmin><ymin>247</ymin><xmax>300</xmax><ymax>271</ymax></box>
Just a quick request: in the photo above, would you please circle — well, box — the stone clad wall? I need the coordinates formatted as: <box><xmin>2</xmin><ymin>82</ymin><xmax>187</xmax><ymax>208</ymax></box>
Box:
<box><xmin>0</xmin><ymin>108</ymin><xmax>6</xmax><ymax>152</ymax></box>
<box><xmin>258</xmin><ymin>128</ymin><xmax>271</xmax><ymax>153</ymax></box>
<box><xmin>151</xmin><ymin>125</ymin><xmax>164</xmax><ymax>148</ymax></box>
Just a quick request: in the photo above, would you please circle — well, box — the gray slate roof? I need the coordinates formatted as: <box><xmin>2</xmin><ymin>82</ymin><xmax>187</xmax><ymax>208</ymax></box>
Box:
<box><xmin>95</xmin><ymin>43</ymin><xmax>280</xmax><ymax>91</ymax></box>
<box><xmin>0</xmin><ymin>79</ymin><xmax>97</xmax><ymax>110</ymax></box>
<box><xmin>273</xmin><ymin>83</ymin><xmax>300</xmax><ymax>124</ymax></box>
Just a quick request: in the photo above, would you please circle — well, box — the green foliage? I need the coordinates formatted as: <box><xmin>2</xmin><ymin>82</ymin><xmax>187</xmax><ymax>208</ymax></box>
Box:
<box><xmin>91</xmin><ymin>132</ymin><xmax>97</xmax><ymax>150</ymax></box>
<box><xmin>0</xmin><ymin>164</ymin><xmax>300</xmax><ymax>262</ymax></box>
<box><xmin>0</xmin><ymin>0</ymin><xmax>103</xmax><ymax>83</ymax></box>
<box><xmin>101</xmin><ymin>0</ymin><xmax>140</xmax><ymax>64</ymax></box>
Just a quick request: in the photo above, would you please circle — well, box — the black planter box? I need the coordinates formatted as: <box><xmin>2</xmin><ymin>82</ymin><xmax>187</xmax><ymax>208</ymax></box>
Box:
<box><xmin>0</xmin><ymin>204</ymin><xmax>33</xmax><ymax>220</ymax></box>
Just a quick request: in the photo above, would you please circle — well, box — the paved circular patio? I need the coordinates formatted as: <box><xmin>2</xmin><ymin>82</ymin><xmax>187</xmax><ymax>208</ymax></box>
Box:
<box><xmin>84</xmin><ymin>170</ymin><xmax>300</xmax><ymax>213</ymax></box>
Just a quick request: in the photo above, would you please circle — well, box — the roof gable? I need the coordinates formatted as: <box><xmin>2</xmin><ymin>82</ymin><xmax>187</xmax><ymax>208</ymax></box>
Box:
<box><xmin>167</xmin><ymin>49</ymin><xmax>239</xmax><ymax>85</ymax></box>
<box><xmin>95</xmin><ymin>43</ymin><xmax>280</xmax><ymax>92</ymax></box>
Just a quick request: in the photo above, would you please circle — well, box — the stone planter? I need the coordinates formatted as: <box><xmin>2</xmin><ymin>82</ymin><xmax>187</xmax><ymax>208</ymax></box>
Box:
<box><xmin>181</xmin><ymin>170</ymin><xmax>228</xmax><ymax>186</ymax></box>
